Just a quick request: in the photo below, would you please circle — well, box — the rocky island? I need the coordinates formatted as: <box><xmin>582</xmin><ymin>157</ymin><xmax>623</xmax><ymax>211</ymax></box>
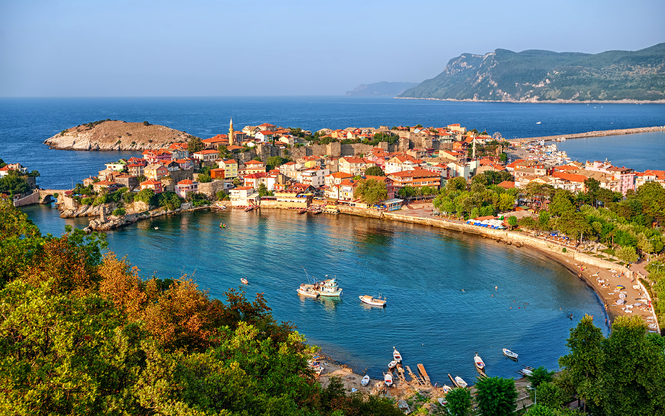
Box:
<box><xmin>43</xmin><ymin>119</ymin><xmax>197</xmax><ymax>151</ymax></box>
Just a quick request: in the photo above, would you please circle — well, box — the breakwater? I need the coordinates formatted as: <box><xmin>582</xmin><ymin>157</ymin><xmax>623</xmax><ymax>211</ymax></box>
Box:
<box><xmin>510</xmin><ymin>125</ymin><xmax>665</xmax><ymax>144</ymax></box>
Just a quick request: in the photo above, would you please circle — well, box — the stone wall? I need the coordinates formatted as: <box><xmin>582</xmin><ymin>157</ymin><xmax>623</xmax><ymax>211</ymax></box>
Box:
<box><xmin>197</xmin><ymin>180</ymin><xmax>226</xmax><ymax>198</ymax></box>
<box><xmin>13</xmin><ymin>190</ymin><xmax>40</xmax><ymax>207</ymax></box>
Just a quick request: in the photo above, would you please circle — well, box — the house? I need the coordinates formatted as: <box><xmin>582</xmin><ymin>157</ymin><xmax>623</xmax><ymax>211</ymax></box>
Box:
<box><xmin>302</xmin><ymin>156</ymin><xmax>323</xmax><ymax>169</ymax></box>
<box><xmin>105</xmin><ymin>160</ymin><xmax>127</xmax><ymax>172</ymax></box>
<box><xmin>274</xmin><ymin>188</ymin><xmax>312</xmax><ymax>209</ymax></box>
<box><xmin>144</xmin><ymin>163</ymin><xmax>168</xmax><ymax>180</ymax></box>
<box><xmin>171</xmin><ymin>148</ymin><xmax>189</xmax><ymax>160</ymax></box>
<box><xmin>385</xmin><ymin>154</ymin><xmax>420</xmax><ymax>174</ymax></box>
<box><xmin>255</xmin><ymin>131</ymin><xmax>276</xmax><ymax>142</ymax></box>
<box><xmin>258</xmin><ymin>123</ymin><xmax>277</xmax><ymax>132</ymax></box>
<box><xmin>202</xmin><ymin>134</ymin><xmax>229</xmax><ymax>149</ymax></box>
<box><xmin>229</xmin><ymin>186</ymin><xmax>259</xmax><ymax>207</ymax></box>
<box><xmin>142</xmin><ymin>149</ymin><xmax>172</xmax><ymax>164</ymax></box>
<box><xmin>175</xmin><ymin>179</ymin><xmax>198</xmax><ymax>199</ymax></box>
<box><xmin>325</xmin><ymin>171</ymin><xmax>353</xmax><ymax>188</ymax></box>
<box><xmin>497</xmin><ymin>181</ymin><xmax>515</xmax><ymax>190</ymax></box>
<box><xmin>338</xmin><ymin>179</ymin><xmax>358</xmax><ymax>201</ymax></box>
<box><xmin>364</xmin><ymin>175</ymin><xmax>395</xmax><ymax>200</ymax></box>
<box><xmin>388</xmin><ymin>168</ymin><xmax>441</xmax><ymax>191</ymax></box>
<box><xmin>300</xmin><ymin>167</ymin><xmax>329</xmax><ymax>188</ymax></box>
<box><xmin>165</xmin><ymin>161</ymin><xmax>181</xmax><ymax>172</ymax></box>
<box><xmin>175</xmin><ymin>159</ymin><xmax>194</xmax><ymax>171</ymax></box>
<box><xmin>550</xmin><ymin>171</ymin><xmax>588</xmax><ymax>193</ymax></box>
<box><xmin>338</xmin><ymin>157</ymin><xmax>372</xmax><ymax>176</ymax></box>
<box><xmin>279</xmin><ymin>161</ymin><xmax>299</xmax><ymax>179</ymax></box>
<box><xmin>243</xmin><ymin>172</ymin><xmax>268</xmax><ymax>189</ymax></box>
<box><xmin>192</xmin><ymin>149</ymin><xmax>220</xmax><ymax>163</ymax></box>
<box><xmin>210</xmin><ymin>168</ymin><xmax>226</xmax><ymax>180</ymax></box>
<box><xmin>126</xmin><ymin>163</ymin><xmax>145</xmax><ymax>177</ymax></box>
<box><xmin>218</xmin><ymin>159</ymin><xmax>238</xmax><ymax>179</ymax></box>
<box><xmin>115</xmin><ymin>174</ymin><xmax>139</xmax><ymax>190</ymax></box>
<box><xmin>140</xmin><ymin>179</ymin><xmax>163</xmax><ymax>194</ymax></box>
<box><xmin>92</xmin><ymin>180</ymin><xmax>119</xmax><ymax>193</ymax></box>
<box><xmin>243</xmin><ymin>160</ymin><xmax>266</xmax><ymax>175</ymax></box>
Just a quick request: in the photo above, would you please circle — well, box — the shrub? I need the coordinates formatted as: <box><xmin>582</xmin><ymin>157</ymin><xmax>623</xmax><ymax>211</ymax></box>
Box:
<box><xmin>112</xmin><ymin>208</ymin><xmax>126</xmax><ymax>216</ymax></box>
<box><xmin>143</xmin><ymin>121</ymin><xmax>150</xmax><ymax>126</ymax></box>
<box><xmin>81</xmin><ymin>197</ymin><xmax>94</xmax><ymax>205</ymax></box>
<box><xmin>562</xmin><ymin>248</ymin><xmax>567</xmax><ymax>253</ymax></box>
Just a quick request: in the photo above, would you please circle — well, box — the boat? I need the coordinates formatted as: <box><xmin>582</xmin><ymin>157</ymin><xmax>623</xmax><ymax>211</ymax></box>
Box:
<box><xmin>442</xmin><ymin>384</ymin><xmax>452</xmax><ymax>394</ymax></box>
<box><xmin>359</xmin><ymin>295</ymin><xmax>386</xmax><ymax>307</ymax></box>
<box><xmin>519</xmin><ymin>367</ymin><xmax>533</xmax><ymax>377</ymax></box>
<box><xmin>383</xmin><ymin>373</ymin><xmax>393</xmax><ymax>387</ymax></box>
<box><xmin>388</xmin><ymin>360</ymin><xmax>398</xmax><ymax>369</ymax></box>
<box><xmin>455</xmin><ymin>376</ymin><xmax>467</xmax><ymax>388</ymax></box>
<box><xmin>244</xmin><ymin>205</ymin><xmax>255</xmax><ymax>212</ymax></box>
<box><xmin>438</xmin><ymin>398</ymin><xmax>447</xmax><ymax>406</ymax></box>
<box><xmin>393</xmin><ymin>347</ymin><xmax>402</xmax><ymax>363</ymax></box>
<box><xmin>154</xmin><ymin>227</ymin><xmax>159</xmax><ymax>230</ymax></box>
<box><xmin>240</xmin><ymin>278</ymin><xmax>248</xmax><ymax>285</ymax></box>
<box><xmin>361</xmin><ymin>375</ymin><xmax>370</xmax><ymax>386</ymax></box>
<box><xmin>219</xmin><ymin>223</ymin><xmax>226</xmax><ymax>228</ymax></box>
<box><xmin>298</xmin><ymin>208</ymin><xmax>307</xmax><ymax>214</ymax></box>
<box><xmin>503</xmin><ymin>348</ymin><xmax>518</xmax><ymax>360</ymax></box>
<box><xmin>297</xmin><ymin>284</ymin><xmax>319</xmax><ymax>298</ymax></box>
<box><xmin>317</xmin><ymin>277</ymin><xmax>342</xmax><ymax>297</ymax></box>
<box><xmin>474</xmin><ymin>353</ymin><xmax>485</xmax><ymax>372</ymax></box>
<box><xmin>323</xmin><ymin>205</ymin><xmax>340</xmax><ymax>214</ymax></box>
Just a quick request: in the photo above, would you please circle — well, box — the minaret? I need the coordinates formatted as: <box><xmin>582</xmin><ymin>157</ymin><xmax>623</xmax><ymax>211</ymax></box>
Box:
<box><xmin>229</xmin><ymin>118</ymin><xmax>234</xmax><ymax>145</ymax></box>
<box><xmin>472</xmin><ymin>136</ymin><xmax>476</xmax><ymax>160</ymax></box>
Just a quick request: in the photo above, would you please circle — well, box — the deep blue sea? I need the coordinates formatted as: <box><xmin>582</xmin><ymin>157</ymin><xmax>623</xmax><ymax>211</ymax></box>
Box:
<box><xmin>3</xmin><ymin>96</ymin><xmax>663</xmax><ymax>384</ymax></box>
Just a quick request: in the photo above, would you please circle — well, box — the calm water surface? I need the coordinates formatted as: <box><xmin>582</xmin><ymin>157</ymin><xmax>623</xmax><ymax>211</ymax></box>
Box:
<box><xmin>22</xmin><ymin>204</ymin><xmax>609</xmax><ymax>384</ymax></box>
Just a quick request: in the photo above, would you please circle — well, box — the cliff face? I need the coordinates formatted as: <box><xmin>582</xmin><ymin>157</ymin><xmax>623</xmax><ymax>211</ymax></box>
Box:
<box><xmin>399</xmin><ymin>43</ymin><xmax>665</xmax><ymax>102</ymax></box>
<box><xmin>44</xmin><ymin>120</ymin><xmax>198</xmax><ymax>151</ymax></box>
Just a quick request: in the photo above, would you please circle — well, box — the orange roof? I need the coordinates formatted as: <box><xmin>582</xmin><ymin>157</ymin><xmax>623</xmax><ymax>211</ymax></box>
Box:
<box><xmin>245</xmin><ymin>160</ymin><xmax>264</xmax><ymax>165</ymax></box>
<box><xmin>552</xmin><ymin>171</ymin><xmax>588</xmax><ymax>183</ymax></box>
<box><xmin>234</xmin><ymin>186</ymin><xmax>254</xmax><ymax>191</ymax></box>
<box><xmin>177</xmin><ymin>179</ymin><xmax>194</xmax><ymax>185</ymax></box>
<box><xmin>194</xmin><ymin>149</ymin><xmax>219</xmax><ymax>155</ymax></box>
<box><xmin>340</xmin><ymin>156</ymin><xmax>366</xmax><ymax>164</ymax></box>
<box><xmin>497</xmin><ymin>181</ymin><xmax>515</xmax><ymax>189</ymax></box>
<box><xmin>220</xmin><ymin>159</ymin><xmax>237</xmax><ymax>164</ymax></box>
<box><xmin>140</xmin><ymin>180</ymin><xmax>161</xmax><ymax>186</ymax></box>
<box><xmin>390</xmin><ymin>168</ymin><xmax>440</xmax><ymax>178</ymax></box>
<box><xmin>330</xmin><ymin>171</ymin><xmax>353</xmax><ymax>179</ymax></box>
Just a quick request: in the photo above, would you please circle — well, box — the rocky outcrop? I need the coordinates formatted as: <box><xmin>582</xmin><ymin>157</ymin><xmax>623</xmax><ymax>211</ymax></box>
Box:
<box><xmin>44</xmin><ymin>120</ymin><xmax>197</xmax><ymax>151</ymax></box>
<box><xmin>60</xmin><ymin>203</ymin><xmax>119</xmax><ymax>218</ymax></box>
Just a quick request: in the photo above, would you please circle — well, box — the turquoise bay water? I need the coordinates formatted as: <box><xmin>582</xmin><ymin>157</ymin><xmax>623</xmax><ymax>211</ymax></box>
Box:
<box><xmin>23</xmin><ymin>204</ymin><xmax>609</xmax><ymax>384</ymax></box>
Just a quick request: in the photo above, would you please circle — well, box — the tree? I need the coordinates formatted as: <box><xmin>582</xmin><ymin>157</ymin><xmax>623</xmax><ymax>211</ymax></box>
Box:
<box><xmin>135</xmin><ymin>188</ymin><xmax>155</xmax><ymax>205</ymax></box>
<box><xmin>445</xmin><ymin>387</ymin><xmax>472</xmax><ymax>416</ymax></box>
<box><xmin>187</xmin><ymin>137</ymin><xmax>204</xmax><ymax>153</ymax></box>
<box><xmin>397</xmin><ymin>186</ymin><xmax>417</xmax><ymax>199</ymax></box>
<box><xmin>355</xmin><ymin>179</ymin><xmax>387</xmax><ymax>205</ymax></box>
<box><xmin>527</xmin><ymin>366</ymin><xmax>555</xmax><ymax>389</ymax></box>
<box><xmin>616</xmin><ymin>246</ymin><xmax>639</xmax><ymax>263</ymax></box>
<box><xmin>534</xmin><ymin>382</ymin><xmax>570</xmax><ymax>410</ymax></box>
<box><xmin>498</xmin><ymin>193</ymin><xmax>515</xmax><ymax>212</ymax></box>
<box><xmin>266</xmin><ymin>156</ymin><xmax>286</xmax><ymax>170</ymax></box>
<box><xmin>258</xmin><ymin>183</ymin><xmax>272</xmax><ymax>197</ymax></box>
<box><xmin>508</xmin><ymin>216</ymin><xmax>518</xmax><ymax>229</ymax></box>
<box><xmin>558</xmin><ymin>315</ymin><xmax>604</xmax><ymax>413</ymax></box>
<box><xmin>364</xmin><ymin>166</ymin><xmax>385</xmax><ymax>176</ymax></box>
<box><xmin>447</xmin><ymin>176</ymin><xmax>468</xmax><ymax>192</ymax></box>
<box><xmin>474</xmin><ymin>376</ymin><xmax>518</xmax><ymax>416</ymax></box>
<box><xmin>216</xmin><ymin>190</ymin><xmax>230</xmax><ymax>201</ymax></box>
<box><xmin>143</xmin><ymin>120</ymin><xmax>150</xmax><ymax>126</ymax></box>
<box><xmin>525</xmin><ymin>404</ymin><xmax>556</xmax><ymax>415</ymax></box>
<box><xmin>549</xmin><ymin>190</ymin><xmax>575</xmax><ymax>217</ymax></box>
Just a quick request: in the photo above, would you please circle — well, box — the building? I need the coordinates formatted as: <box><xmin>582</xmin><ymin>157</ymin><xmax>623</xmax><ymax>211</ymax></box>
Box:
<box><xmin>193</xmin><ymin>149</ymin><xmax>220</xmax><ymax>163</ymax></box>
<box><xmin>175</xmin><ymin>179</ymin><xmax>198</xmax><ymax>199</ymax></box>
<box><xmin>229</xmin><ymin>186</ymin><xmax>259</xmax><ymax>207</ymax></box>
<box><xmin>243</xmin><ymin>160</ymin><xmax>266</xmax><ymax>175</ymax></box>
<box><xmin>388</xmin><ymin>168</ymin><xmax>441</xmax><ymax>191</ymax></box>
<box><xmin>385</xmin><ymin>154</ymin><xmax>420</xmax><ymax>174</ymax></box>
<box><xmin>144</xmin><ymin>164</ymin><xmax>168</xmax><ymax>180</ymax></box>
<box><xmin>92</xmin><ymin>180</ymin><xmax>119</xmax><ymax>193</ymax></box>
<box><xmin>300</xmin><ymin>168</ymin><xmax>329</xmax><ymax>188</ymax></box>
<box><xmin>218</xmin><ymin>159</ymin><xmax>238</xmax><ymax>179</ymax></box>
<box><xmin>338</xmin><ymin>157</ymin><xmax>372</xmax><ymax>176</ymax></box>
<box><xmin>140</xmin><ymin>179</ymin><xmax>163</xmax><ymax>194</ymax></box>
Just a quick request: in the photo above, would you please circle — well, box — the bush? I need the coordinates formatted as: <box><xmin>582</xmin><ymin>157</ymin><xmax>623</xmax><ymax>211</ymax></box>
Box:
<box><xmin>562</xmin><ymin>248</ymin><xmax>567</xmax><ymax>253</ymax></box>
<box><xmin>81</xmin><ymin>197</ymin><xmax>94</xmax><ymax>205</ymax></box>
<box><xmin>122</xmin><ymin>192</ymin><xmax>134</xmax><ymax>204</ymax></box>
<box><xmin>143</xmin><ymin>121</ymin><xmax>150</xmax><ymax>126</ymax></box>
<box><xmin>112</xmin><ymin>208</ymin><xmax>126</xmax><ymax>216</ymax></box>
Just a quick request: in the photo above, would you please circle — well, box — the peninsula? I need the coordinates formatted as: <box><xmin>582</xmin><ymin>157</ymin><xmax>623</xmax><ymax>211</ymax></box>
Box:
<box><xmin>44</xmin><ymin>119</ymin><xmax>198</xmax><ymax>151</ymax></box>
<box><xmin>399</xmin><ymin>43</ymin><xmax>665</xmax><ymax>103</ymax></box>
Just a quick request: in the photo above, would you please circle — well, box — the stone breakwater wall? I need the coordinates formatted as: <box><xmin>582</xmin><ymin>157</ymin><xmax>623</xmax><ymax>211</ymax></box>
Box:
<box><xmin>511</xmin><ymin>125</ymin><xmax>665</xmax><ymax>144</ymax></box>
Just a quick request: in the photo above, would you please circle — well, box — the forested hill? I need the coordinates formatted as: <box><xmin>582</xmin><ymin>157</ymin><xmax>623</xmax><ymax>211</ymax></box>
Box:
<box><xmin>398</xmin><ymin>43</ymin><xmax>665</xmax><ymax>102</ymax></box>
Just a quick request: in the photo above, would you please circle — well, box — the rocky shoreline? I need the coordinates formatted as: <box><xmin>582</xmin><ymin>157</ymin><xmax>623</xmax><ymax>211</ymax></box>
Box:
<box><xmin>395</xmin><ymin>96</ymin><xmax>665</xmax><ymax>104</ymax></box>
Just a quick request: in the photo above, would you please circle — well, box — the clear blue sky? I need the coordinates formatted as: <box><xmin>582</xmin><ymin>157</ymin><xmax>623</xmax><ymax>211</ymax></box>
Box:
<box><xmin>1</xmin><ymin>0</ymin><xmax>663</xmax><ymax>97</ymax></box>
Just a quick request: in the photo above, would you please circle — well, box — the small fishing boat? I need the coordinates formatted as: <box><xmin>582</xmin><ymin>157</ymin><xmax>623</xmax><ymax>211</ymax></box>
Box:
<box><xmin>317</xmin><ymin>277</ymin><xmax>342</xmax><ymax>297</ymax></box>
<box><xmin>393</xmin><ymin>347</ymin><xmax>402</xmax><ymax>363</ymax></box>
<box><xmin>359</xmin><ymin>295</ymin><xmax>386</xmax><ymax>307</ymax></box>
<box><xmin>474</xmin><ymin>353</ymin><xmax>485</xmax><ymax>372</ymax></box>
<box><xmin>519</xmin><ymin>367</ymin><xmax>533</xmax><ymax>377</ymax></box>
<box><xmin>298</xmin><ymin>208</ymin><xmax>307</xmax><ymax>214</ymax></box>
<box><xmin>438</xmin><ymin>398</ymin><xmax>447</xmax><ymax>406</ymax></box>
<box><xmin>240</xmin><ymin>278</ymin><xmax>248</xmax><ymax>285</ymax></box>
<box><xmin>442</xmin><ymin>384</ymin><xmax>452</xmax><ymax>394</ymax></box>
<box><xmin>244</xmin><ymin>206</ymin><xmax>255</xmax><ymax>212</ymax></box>
<box><xmin>455</xmin><ymin>376</ymin><xmax>467</xmax><ymax>388</ymax></box>
<box><xmin>503</xmin><ymin>348</ymin><xmax>518</xmax><ymax>360</ymax></box>
<box><xmin>297</xmin><ymin>284</ymin><xmax>319</xmax><ymax>298</ymax></box>
<box><xmin>384</xmin><ymin>373</ymin><xmax>393</xmax><ymax>387</ymax></box>
<box><xmin>219</xmin><ymin>223</ymin><xmax>226</xmax><ymax>228</ymax></box>
<box><xmin>361</xmin><ymin>375</ymin><xmax>370</xmax><ymax>386</ymax></box>
<box><xmin>154</xmin><ymin>227</ymin><xmax>159</xmax><ymax>230</ymax></box>
<box><xmin>388</xmin><ymin>360</ymin><xmax>398</xmax><ymax>369</ymax></box>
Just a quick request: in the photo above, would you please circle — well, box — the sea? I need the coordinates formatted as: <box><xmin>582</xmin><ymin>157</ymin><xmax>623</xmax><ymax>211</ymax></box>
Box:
<box><xmin>2</xmin><ymin>96</ymin><xmax>664</xmax><ymax>384</ymax></box>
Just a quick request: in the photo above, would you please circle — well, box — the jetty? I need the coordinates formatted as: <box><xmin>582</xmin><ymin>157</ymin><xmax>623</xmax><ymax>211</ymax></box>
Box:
<box><xmin>508</xmin><ymin>125</ymin><xmax>665</xmax><ymax>144</ymax></box>
<box><xmin>417</xmin><ymin>363</ymin><xmax>431</xmax><ymax>386</ymax></box>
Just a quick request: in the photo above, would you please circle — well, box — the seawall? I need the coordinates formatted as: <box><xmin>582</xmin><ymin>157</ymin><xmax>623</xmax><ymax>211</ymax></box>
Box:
<box><xmin>509</xmin><ymin>125</ymin><xmax>665</xmax><ymax>144</ymax></box>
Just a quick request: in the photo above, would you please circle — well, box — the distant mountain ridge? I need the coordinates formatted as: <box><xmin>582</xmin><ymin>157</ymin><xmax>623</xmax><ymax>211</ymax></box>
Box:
<box><xmin>399</xmin><ymin>43</ymin><xmax>665</xmax><ymax>102</ymax></box>
<box><xmin>346</xmin><ymin>81</ymin><xmax>418</xmax><ymax>97</ymax></box>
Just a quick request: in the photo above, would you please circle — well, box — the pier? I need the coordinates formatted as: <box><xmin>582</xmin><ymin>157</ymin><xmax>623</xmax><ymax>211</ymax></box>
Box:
<box><xmin>508</xmin><ymin>125</ymin><xmax>665</xmax><ymax>144</ymax></box>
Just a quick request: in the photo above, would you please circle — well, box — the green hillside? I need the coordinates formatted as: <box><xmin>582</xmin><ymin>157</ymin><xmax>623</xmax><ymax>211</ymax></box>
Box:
<box><xmin>399</xmin><ymin>43</ymin><xmax>665</xmax><ymax>102</ymax></box>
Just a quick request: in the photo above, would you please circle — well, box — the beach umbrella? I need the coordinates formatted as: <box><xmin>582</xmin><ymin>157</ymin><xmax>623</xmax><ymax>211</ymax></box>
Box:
<box><xmin>616</xmin><ymin>285</ymin><xmax>625</xmax><ymax>290</ymax></box>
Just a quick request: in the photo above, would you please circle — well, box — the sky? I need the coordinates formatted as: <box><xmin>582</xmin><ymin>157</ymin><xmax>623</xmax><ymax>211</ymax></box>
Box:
<box><xmin>1</xmin><ymin>0</ymin><xmax>663</xmax><ymax>97</ymax></box>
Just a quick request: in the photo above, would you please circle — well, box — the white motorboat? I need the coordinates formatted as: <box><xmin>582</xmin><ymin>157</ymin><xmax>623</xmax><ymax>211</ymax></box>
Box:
<box><xmin>393</xmin><ymin>347</ymin><xmax>402</xmax><ymax>362</ymax></box>
<box><xmin>384</xmin><ymin>373</ymin><xmax>393</xmax><ymax>387</ymax></box>
<box><xmin>359</xmin><ymin>295</ymin><xmax>386</xmax><ymax>307</ymax></box>
<box><xmin>438</xmin><ymin>398</ymin><xmax>447</xmax><ymax>406</ymax></box>
<box><xmin>442</xmin><ymin>384</ymin><xmax>452</xmax><ymax>394</ymax></box>
<box><xmin>388</xmin><ymin>360</ymin><xmax>398</xmax><ymax>369</ymax></box>
<box><xmin>474</xmin><ymin>353</ymin><xmax>485</xmax><ymax>372</ymax></box>
<box><xmin>240</xmin><ymin>278</ymin><xmax>248</xmax><ymax>285</ymax></box>
<box><xmin>297</xmin><ymin>284</ymin><xmax>319</xmax><ymax>298</ymax></box>
<box><xmin>361</xmin><ymin>375</ymin><xmax>370</xmax><ymax>386</ymax></box>
<box><xmin>503</xmin><ymin>348</ymin><xmax>518</xmax><ymax>360</ymax></box>
<box><xmin>455</xmin><ymin>376</ymin><xmax>467</xmax><ymax>388</ymax></box>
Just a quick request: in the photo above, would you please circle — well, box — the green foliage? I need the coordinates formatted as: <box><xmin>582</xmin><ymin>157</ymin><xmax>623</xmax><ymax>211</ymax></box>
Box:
<box><xmin>355</xmin><ymin>179</ymin><xmax>388</xmax><ymax>205</ymax></box>
<box><xmin>616</xmin><ymin>245</ymin><xmax>639</xmax><ymax>263</ymax></box>
<box><xmin>266</xmin><ymin>156</ymin><xmax>288</xmax><ymax>170</ymax></box>
<box><xmin>447</xmin><ymin>176</ymin><xmax>468</xmax><ymax>192</ymax></box>
<box><xmin>257</xmin><ymin>183</ymin><xmax>273</xmax><ymax>197</ymax></box>
<box><xmin>135</xmin><ymin>188</ymin><xmax>155</xmax><ymax>205</ymax></box>
<box><xmin>535</xmin><ymin>382</ymin><xmax>570</xmax><ymax>410</ymax></box>
<box><xmin>0</xmin><ymin>170</ymin><xmax>31</xmax><ymax>196</ymax></box>
<box><xmin>112</xmin><ymin>208</ymin><xmax>126</xmax><ymax>216</ymax></box>
<box><xmin>158</xmin><ymin>191</ymin><xmax>183</xmax><ymax>210</ymax></box>
<box><xmin>508</xmin><ymin>216</ymin><xmax>518</xmax><ymax>228</ymax></box>
<box><xmin>445</xmin><ymin>387</ymin><xmax>472</xmax><ymax>416</ymax></box>
<box><xmin>528</xmin><ymin>366</ymin><xmax>555</xmax><ymax>389</ymax></box>
<box><xmin>526</xmin><ymin>404</ymin><xmax>557</xmax><ymax>416</ymax></box>
<box><xmin>198</xmin><ymin>173</ymin><xmax>212</xmax><ymax>183</ymax></box>
<box><xmin>216</xmin><ymin>190</ymin><xmax>230</xmax><ymax>201</ymax></box>
<box><xmin>143</xmin><ymin>120</ymin><xmax>150</xmax><ymax>126</ymax></box>
<box><xmin>364</xmin><ymin>165</ymin><xmax>385</xmax><ymax>176</ymax></box>
<box><xmin>122</xmin><ymin>191</ymin><xmax>135</xmax><ymax>204</ymax></box>
<box><xmin>81</xmin><ymin>197</ymin><xmax>94</xmax><ymax>205</ymax></box>
<box><xmin>187</xmin><ymin>137</ymin><xmax>204</xmax><ymax>153</ymax></box>
<box><xmin>397</xmin><ymin>185</ymin><xmax>417</xmax><ymax>199</ymax></box>
<box><xmin>474</xmin><ymin>376</ymin><xmax>518</xmax><ymax>416</ymax></box>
